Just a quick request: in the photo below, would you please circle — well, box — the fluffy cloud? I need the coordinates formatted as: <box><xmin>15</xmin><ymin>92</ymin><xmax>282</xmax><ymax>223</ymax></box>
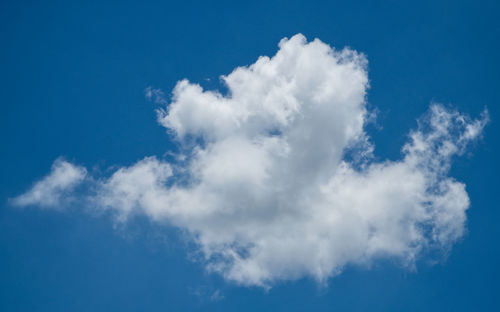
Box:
<box><xmin>12</xmin><ymin>159</ymin><xmax>87</xmax><ymax>208</ymax></box>
<box><xmin>14</xmin><ymin>34</ymin><xmax>487</xmax><ymax>287</ymax></box>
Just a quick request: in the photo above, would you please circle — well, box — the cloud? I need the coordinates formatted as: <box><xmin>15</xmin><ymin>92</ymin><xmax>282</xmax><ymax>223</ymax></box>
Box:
<box><xmin>12</xmin><ymin>158</ymin><xmax>87</xmax><ymax>208</ymax></box>
<box><xmin>145</xmin><ymin>86</ymin><xmax>167</xmax><ymax>105</ymax></box>
<box><xmin>13</xmin><ymin>34</ymin><xmax>488</xmax><ymax>287</ymax></box>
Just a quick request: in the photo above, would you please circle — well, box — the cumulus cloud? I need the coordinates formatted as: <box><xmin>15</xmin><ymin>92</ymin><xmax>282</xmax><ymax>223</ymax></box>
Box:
<box><xmin>14</xmin><ymin>34</ymin><xmax>488</xmax><ymax>287</ymax></box>
<box><xmin>12</xmin><ymin>158</ymin><xmax>87</xmax><ymax>208</ymax></box>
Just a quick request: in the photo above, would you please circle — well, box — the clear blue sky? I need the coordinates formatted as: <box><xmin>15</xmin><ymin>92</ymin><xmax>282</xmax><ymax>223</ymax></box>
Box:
<box><xmin>1</xmin><ymin>0</ymin><xmax>499</xmax><ymax>311</ymax></box>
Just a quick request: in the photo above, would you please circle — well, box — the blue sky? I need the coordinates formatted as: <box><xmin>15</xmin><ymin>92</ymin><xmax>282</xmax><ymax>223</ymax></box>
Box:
<box><xmin>1</xmin><ymin>0</ymin><xmax>499</xmax><ymax>311</ymax></box>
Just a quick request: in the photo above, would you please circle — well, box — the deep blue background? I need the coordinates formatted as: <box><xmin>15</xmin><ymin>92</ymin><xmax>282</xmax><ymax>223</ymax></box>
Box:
<box><xmin>1</xmin><ymin>0</ymin><xmax>499</xmax><ymax>311</ymax></box>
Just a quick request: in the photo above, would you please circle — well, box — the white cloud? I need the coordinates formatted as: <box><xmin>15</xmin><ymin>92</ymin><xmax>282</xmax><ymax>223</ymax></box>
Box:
<box><xmin>12</xmin><ymin>158</ymin><xmax>87</xmax><ymax>208</ymax></box>
<box><xmin>14</xmin><ymin>34</ymin><xmax>487</xmax><ymax>287</ymax></box>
